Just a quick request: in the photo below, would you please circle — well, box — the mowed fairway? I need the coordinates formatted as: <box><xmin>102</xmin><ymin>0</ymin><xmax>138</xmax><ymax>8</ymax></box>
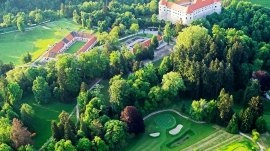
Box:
<box><xmin>126</xmin><ymin>111</ymin><xmax>216</xmax><ymax>151</ymax></box>
<box><xmin>247</xmin><ymin>0</ymin><xmax>270</xmax><ymax>8</ymax></box>
<box><xmin>0</xmin><ymin>19</ymin><xmax>83</xmax><ymax>65</ymax></box>
<box><xmin>65</xmin><ymin>41</ymin><xmax>86</xmax><ymax>54</ymax></box>
<box><xmin>22</xmin><ymin>94</ymin><xmax>76</xmax><ymax>148</ymax></box>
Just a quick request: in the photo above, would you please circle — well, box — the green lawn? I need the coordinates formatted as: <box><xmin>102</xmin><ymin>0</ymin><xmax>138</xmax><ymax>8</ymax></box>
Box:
<box><xmin>126</xmin><ymin>111</ymin><xmax>216</xmax><ymax>151</ymax></box>
<box><xmin>218</xmin><ymin>140</ymin><xmax>259</xmax><ymax>151</ymax></box>
<box><xmin>247</xmin><ymin>0</ymin><xmax>270</xmax><ymax>8</ymax></box>
<box><xmin>0</xmin><ymin>19</ymin><xmax>84</xmax><ymax>65</ymax></box>
<box><xmin>22</xmin><ymin>94</ymin><xmax>76</xmax><ymax>148</ymax></box>
<box><xmin>65</xmin><ymin>41</ymin><xmax>86</xmax><ymax>54</ymax></box>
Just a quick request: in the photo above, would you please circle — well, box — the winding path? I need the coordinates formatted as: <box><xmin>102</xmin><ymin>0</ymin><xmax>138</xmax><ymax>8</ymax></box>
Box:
<box><xmin>143</xmin><ymin>109</ymin><xmax>205</xmax><ymax>124</ymax></box>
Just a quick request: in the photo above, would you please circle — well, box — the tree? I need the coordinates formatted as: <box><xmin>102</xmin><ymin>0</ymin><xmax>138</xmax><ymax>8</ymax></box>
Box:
<box><xmin>104</xmin><ymin>120</ymin><xmax>127</xmax><ymax>149</ymax></box>
<box><xmin>243</xmin><ymin>80</ymin><xmax>261</xmax><ymax>105</ymax></box>
<box><xmin>0</xmin><ymin>117</ymin><xmax>11</xmax><ymax>144</ymax></box>
<box><xmin>17</xmin><ymin>15</ymin><xmax>25</xmax><ymax>32</ymax></box>
<box><xmin>149</xmin><ymin>0</ymin><xmax>158</xmax><ymax>13</ymax></box>
<box><xmin>252</xmin><ymin>129</ymin><xmax>260</xmax><ymax>142</ymax></box>
<box><xmin>161</xmin><ymin>72</ymin><xmax>185</xmax><ymax>97</ymax></box>
<box><xmin>7</xmin><ymin>82</ymin><xmax>23</xmax><ymax>108</ymax></box>
<box><xmin>91</xmin><ymin>136</ymin><xmax>108</xmax><ymax>151</ymax></box>
<box><xmin>64</xmin><ymin>121</ymin><xmax>76</xmax><ymax>143</ymax></box>
<box><xmin>151</xmin><ymin>35</ymin><xmax>159</xmax><ymax>49</ymax></box>
<box><xmin>120</xmin><ymin>106</ymin><xmax>145</xmax><ymax>134</ymax></box>
<box><xmin>21</xmin><ymin>52</ymin><xmax>32</xmax><ymax>64</ymax></box>
<box><xmin>163</xmin><ymin>23</ymin><xmax>173</xmax><ymax>44</ymax></box>
<box><xmin>34</xmin><ymin>12</ymin><xmax>43</xmax><ymax>23</ymax></box>
<box><xmin>32</xmin><ymin>76</ymin><xmax>51</xmax><ymax>104</ymax></box>
<box><xmin>10</xmin><ymin>118</ymin><xmax>32</xmax><ymax>149</ymax></box>
<box><xmin>248</xmin><ymin>96</ymin><xmax>263</xmax><ymax>119</ymax></box>
<box><xmin>109</xmin><ymin>76</ymin><xmax>130</xmax><ymax>111</ymax></box>
<box><xmin>54</xmin><ymin>139</ymin><xmax>76</xmax><ymax>151</ymax></box>
<box><xmin>0</xmin><ymin>143</ymin><xmax>12</xmax><ymax>151</ymax></box>
<box><xmin>130</xmin><ymin>23</ymin><xmax>139</xmax><ymax>34</ymax></box>
<box><xmin>158</xmin><ymin>56</ymin><xmax>172</xmax><ymax>76</ymax></box>
<box><xmin>72</xmin><ymin>10</ymin><xmax>80</xmax><ymax>24</ymax></box>
<box><xmin>151</xmin><ymin>14</ymin><xmax>158</xmax><ymax>26</ymax></box>
<box><xmin>18</xmin><ymin>144</ymin><xmax>35</xmax><ymax>151</ymax></box>
<box><xmin>217</xmin><ymin>89</ymin><xmax>234</xmax><ymax>124</ymax></box>
<box><xmin>252</xmin><ymin>70</ymin><xmax>270</xmax><ymax>91</ymax></box>
<box><xmin>255</xmin><ymin>116</ymin><xmax>266</xmax><ymax>133</ymax></box>
<box><xmin>240</xmin><ymin>107</ymin><xmax>253</xmax><ymax>133</ymax></box>
<box><xmin>51</xmin><ymin>120</ymin><xmax>62</xmax><ymax>141</ymax></box>
<box><xmin>226</xmin><ymin>113</ymin><xmax>239</xmax><ymax>134</ymax></box>
<box><xmin>20</xmin><ymin>104</ymin><xmax>34</xmax><ymax>127</ymax></box>
<box><xmin>77</xmin><ymin>138</ymin><xmax>92</xmax><ymax>151</ymax></box>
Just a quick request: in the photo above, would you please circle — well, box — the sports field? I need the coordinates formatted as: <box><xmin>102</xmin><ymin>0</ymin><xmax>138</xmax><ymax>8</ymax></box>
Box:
<box><xmin>65</xmin><ymin>41</ymin><xmax>86</xmax><ymax>54</ymax></box>
<box><xmin>22</xmin><ymin>94</ymin><xmax>76</xmax><ymax>148</ymax></box>
<box><xmin>0</xmin><ymin>19</ymin><xmax>84</xmax><ymax>65</ymax></box>
<box><xmin>126</xmin><ymin>111</ymin><xmax>216</xmax><ymax>151</ymax></box>
<box><xmin>247</xmin><ymin>0</ymin><xmax>270</xmax><ymax>8</ymax></box>
<box><xmin>126</xmin><ymin>110</ymin><xmax>259</xmax><ymax>151</ymax></box>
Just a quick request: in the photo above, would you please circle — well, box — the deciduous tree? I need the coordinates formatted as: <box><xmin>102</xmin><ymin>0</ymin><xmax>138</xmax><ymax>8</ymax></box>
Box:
<box><xmin>10</xmin><ymin>118</ymin><xmax>32</xmax><ymax>149</ymax></box>
<box><xmin>120</xmin><ymin>106</ymin><xmax>145</xmax><ymax>134</ymax></box>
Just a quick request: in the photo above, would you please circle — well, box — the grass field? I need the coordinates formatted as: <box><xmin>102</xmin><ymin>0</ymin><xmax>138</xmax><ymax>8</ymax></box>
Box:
<box><xmin>0</xmin><ymin>19</ymin><xmax>84</xmax><ymax>65</ymax></box>
<box><xmin>22</xmin><ymin>94</ymin><xmax>76</xmax><ymax>148</ymax></box>
<box><xmin>65</xmin><ymin>41</ymin><xmax>86</xmax><ymax>54</ymax></box>
<box><xmin>183</xmin><ymin>129</ymin><xmax>259</xmax><ymax>151</ymax></box>
<box><xmin>126</xmin><ymin>111</ymin><xmax>216</xmax><ymax>151</ymax></box>
<box><xmin>247</xmin><ymin>0</ymin><xmax>270</xmax><ymax>8</ymax></box>
<box><xmin>218</xmin><ymin>140</ymin><xmax>259</xmax><ymax>151</ymax></box>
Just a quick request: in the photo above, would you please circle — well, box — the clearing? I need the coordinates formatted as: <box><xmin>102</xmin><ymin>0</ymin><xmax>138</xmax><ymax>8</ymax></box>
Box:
<box><xmin>22</xmin><ymin>94</ymin><xmax>76</xmax><ymax>148</ymax></box>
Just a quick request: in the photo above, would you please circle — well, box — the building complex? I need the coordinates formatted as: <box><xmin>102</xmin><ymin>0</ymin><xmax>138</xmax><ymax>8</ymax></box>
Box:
<box><xmin>159</xmin><ymin>0</ymin><xmax>221</xmax><ymax>24</ymax></box>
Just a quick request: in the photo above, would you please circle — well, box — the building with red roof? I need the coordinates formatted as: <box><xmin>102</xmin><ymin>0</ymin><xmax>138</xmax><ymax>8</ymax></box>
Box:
<box><xmin>159</xmin><ymin>0</ymin><xmax>221</xmax><ymax>24</ymax></box>
<box><xmin>45</xmin><ymin>31</ymin><xmax>97</xmax><ymax>58</ymax></box>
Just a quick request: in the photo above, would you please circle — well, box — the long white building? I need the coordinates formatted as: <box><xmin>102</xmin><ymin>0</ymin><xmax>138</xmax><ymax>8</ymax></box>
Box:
<box><xmin>159</xmin><ymin>0</ymin><xmax>221</xmax><ymax>24</ymax></box>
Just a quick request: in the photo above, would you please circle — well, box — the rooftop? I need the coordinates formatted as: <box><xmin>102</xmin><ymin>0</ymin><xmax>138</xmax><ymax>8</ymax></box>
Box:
<box><xmin>160</xmin><ymin>0</ymin><xmax>220</xmax><ymax>13</ymax></box>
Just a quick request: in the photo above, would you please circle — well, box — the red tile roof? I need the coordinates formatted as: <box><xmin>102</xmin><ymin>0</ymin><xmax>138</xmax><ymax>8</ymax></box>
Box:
<box><xmin>160</xmin><ymin>0</ymin><xmax>220</xmax><ymax>14</ymax></box>
<box><xmin>78</xmin><ymin>36</ymin><xmax>97</xmax><ymax>53</ymax></box>
<box><xmin>142</xmin><ymin>39</ymin><xmax>151</xmax><ymax>48</ymax></box>
<box><xmin>45</xmin><ymin>32</ymin><xmax>97</xmax><ymax>58</ymax></box>
<box><xmin>65</xmin><ymin>33</ymin><xmax>74</xmax><ymax>42</ymax></box>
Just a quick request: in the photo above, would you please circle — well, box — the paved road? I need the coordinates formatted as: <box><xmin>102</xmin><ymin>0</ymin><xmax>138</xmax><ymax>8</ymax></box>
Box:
<box><xmin>143</xmin><ymin>43</ymin><xmax>173</xmax><ymax>65</ymax></box>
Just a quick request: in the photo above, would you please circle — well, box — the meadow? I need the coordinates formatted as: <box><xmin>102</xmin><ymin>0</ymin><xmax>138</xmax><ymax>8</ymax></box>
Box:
<box><xmin>0</xmin><ymin>19</ymin><xmax>84</xmax><ymax>65</ymax></box>
<box><xmin>22</xmin><ymin>94</ymin><xmax>76</xmax><ymax>148</ymax></box>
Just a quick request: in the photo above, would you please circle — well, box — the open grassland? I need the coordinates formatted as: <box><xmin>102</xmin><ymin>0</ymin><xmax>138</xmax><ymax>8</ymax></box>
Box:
<box><xmin>65</xmin><ymin>41</ymin><xmax>86</xmax><ymax>54</ymax></box>
<box><xmin>22</xmin><ymin>94</ymin><xmax>76</xmax><ymax>148</ymax></box>
<box><xmin>247</xmin><ymin>0</ymin><xmax>270</xmax><ymax>8</ymax></box>
<box><xmin>126</xmin><ymin>111</ymin><xmax>216</xmax><ymax>151</ymax></box>
<box><xmin>0</xmin><ymin>19</ymin><xmax>84</xmax><ymax>65</ymax></box>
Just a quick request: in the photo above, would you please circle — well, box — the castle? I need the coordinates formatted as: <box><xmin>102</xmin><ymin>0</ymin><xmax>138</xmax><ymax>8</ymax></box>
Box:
<box><xmin>159</xmin><ymin>0</ymin><xmax>221</xmax><ymax>24</ymax></box>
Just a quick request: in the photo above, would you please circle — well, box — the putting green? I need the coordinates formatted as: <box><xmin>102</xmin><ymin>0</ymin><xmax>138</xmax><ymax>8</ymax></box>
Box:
<box><xmin>155</xmin><ymin>113</ymin><xmax>176</xmax><ymax>129</ymax></box>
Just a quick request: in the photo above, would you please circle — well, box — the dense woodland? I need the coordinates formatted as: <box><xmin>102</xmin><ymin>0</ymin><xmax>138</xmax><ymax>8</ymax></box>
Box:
<box><xmin>0</xmin><ymin>0</ymin><xmax>270</xmax><ymax>150</ymax></box>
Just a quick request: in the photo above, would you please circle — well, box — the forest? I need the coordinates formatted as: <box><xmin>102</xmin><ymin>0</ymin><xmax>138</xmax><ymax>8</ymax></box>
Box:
<box><xmin>0</xmin><ymin>0</ymin><xmax>269</xmax><ymax>150</ymax></box>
